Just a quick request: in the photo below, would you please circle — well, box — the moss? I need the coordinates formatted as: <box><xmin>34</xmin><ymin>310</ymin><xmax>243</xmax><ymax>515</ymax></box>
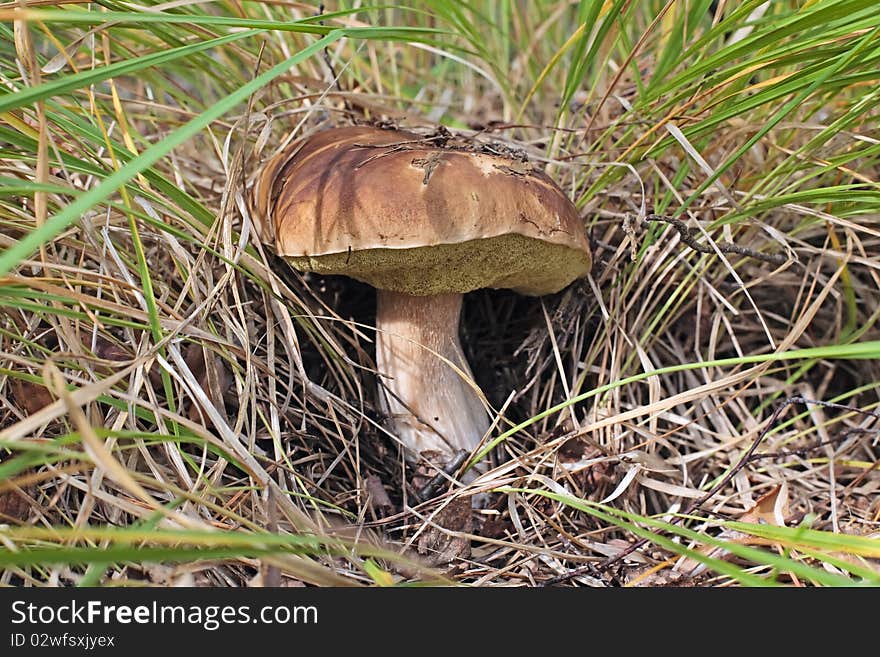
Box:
<box><xmin>285</xmin><ymin>233</ymin><xmax>591</xmax><ymax>296</ymax></box>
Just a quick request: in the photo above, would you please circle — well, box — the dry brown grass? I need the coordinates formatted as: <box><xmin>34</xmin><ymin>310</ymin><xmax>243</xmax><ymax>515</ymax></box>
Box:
<box><xmin>2</xmin><ymin>0</ymin><xmax>879</xmax><ymax>586</ymax></box>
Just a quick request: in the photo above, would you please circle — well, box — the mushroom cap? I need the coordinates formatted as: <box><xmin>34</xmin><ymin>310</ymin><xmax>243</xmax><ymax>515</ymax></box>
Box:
<box><xmin>252</xmin><ymin>126</ymin><xmax>591</xmax><ymax>296</ymax></box>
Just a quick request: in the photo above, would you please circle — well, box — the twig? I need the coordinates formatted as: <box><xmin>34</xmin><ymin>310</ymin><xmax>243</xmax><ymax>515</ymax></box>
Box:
<box><xmin>749</xmin><ymin>427</ymin><xmax>878</xmax><ymax>461</ymax></box>
<box><xmin>643</xmin><ymin>214</ymin><xmax>789</xmax><ymax>266</ymax></box>
<box><xmin>316</xmin><ymin>4</ymin><xmax>352</xmax><ymax>114</ymax></box>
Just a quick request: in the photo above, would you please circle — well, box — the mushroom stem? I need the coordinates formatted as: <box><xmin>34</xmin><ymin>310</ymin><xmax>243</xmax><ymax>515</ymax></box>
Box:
<box><xmin>375</xmin><ymin>290</ymin><xmax>490</xmax><ymax>476</ymax></box>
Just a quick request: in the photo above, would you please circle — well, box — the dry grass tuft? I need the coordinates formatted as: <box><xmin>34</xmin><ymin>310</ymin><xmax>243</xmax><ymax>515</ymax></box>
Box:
<box><xmin>2</xmin><ymin>1</ymin><xmax>879</xmax><ymax>586</ymax></box>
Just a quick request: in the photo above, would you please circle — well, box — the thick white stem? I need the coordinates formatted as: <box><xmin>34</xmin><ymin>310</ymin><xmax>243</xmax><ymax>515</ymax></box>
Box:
<box><xmin>375</xmin><ymin>291</ymin><xmax>490</xmax><ymax>474</ymax></box>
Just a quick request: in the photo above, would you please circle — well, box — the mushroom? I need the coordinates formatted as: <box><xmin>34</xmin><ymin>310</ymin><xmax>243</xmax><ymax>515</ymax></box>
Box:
<box><xmin>251</xmin><ymin>125</ymin><xmax>591</xmax><ymax>494</ymax></box>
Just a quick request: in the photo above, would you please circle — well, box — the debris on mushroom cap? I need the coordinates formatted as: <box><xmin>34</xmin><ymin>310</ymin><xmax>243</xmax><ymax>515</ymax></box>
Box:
<box><xmin>252</xmin><ymin>125</ymin><xmax>591</xmax><ymax>296</ymax></box>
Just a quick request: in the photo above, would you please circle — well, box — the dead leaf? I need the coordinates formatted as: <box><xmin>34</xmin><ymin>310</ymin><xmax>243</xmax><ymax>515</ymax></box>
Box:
<box><xmin>0</xmin><ymin>482</ymin><xmax>32</xmax><ymax>521</ymax></box>
<box><xmin>417</xmin><ymin>497</ymin><xmax>472</xmax><ymax>566</ymax></box>
<box><xmin>9</xmin><ymin>378</ymin><xmax>54</xmax><ymax>415</ymax></box>
<box><xmin>740</xmin><ymin>484</ymin><xmax>791</xmax><ymax>527</ymax></box>
<box><xmin>81</xmin><ymin>333</ymin><xmax>131</xmax><ymax>370</ymax></box>
<box><xmin>481</xmin><ymin>515</ymin><xmax>514</xmax><ymax>539</ymax></box>
<box><xmin>557</xmin><ymin>437</ymin><xmax>589</xmax><ymax>463</ymax></box>
<box><xmin>145</xmin><ymin>343</ymin><xmax>234</xmax><ymax>420</ymax></box>
<box><xmin>365</xmin><ymin>475</ymin><xmax>394</xmax><ymax>516</ymax></box>
<box><xmin>183</xmin><ymin>343</ymin><xmax>232</xmax><ymax>423</ymax></box>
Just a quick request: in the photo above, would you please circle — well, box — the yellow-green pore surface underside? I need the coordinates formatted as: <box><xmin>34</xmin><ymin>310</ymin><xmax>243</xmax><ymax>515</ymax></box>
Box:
<box><xmin>284</xmin><ymin>233</ymin><xmax>591</xmax><ymax>296</ymax></box>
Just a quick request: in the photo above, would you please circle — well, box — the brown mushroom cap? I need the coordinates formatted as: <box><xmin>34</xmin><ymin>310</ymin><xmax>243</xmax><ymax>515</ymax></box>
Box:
<box><xmin>252</xmin><ymin>126</ymin><xmax>591</xmax><ymax>296</ymax></box>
